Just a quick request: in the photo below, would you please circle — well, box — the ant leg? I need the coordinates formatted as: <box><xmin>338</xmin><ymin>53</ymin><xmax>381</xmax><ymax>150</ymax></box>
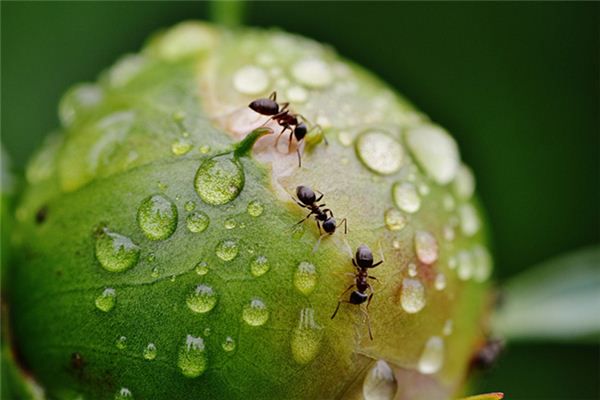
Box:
<box><xmin>366</xmin><ymin>287</ymin><xmax>375</xmax><ymax>309</ymax></box>
<box><xmin>296</xmin><ymin>147</ymin><xmax>302</xmax><ymax>168</ymax></box>
<box><xmin>361</xmin><ymin>307</ymin><xmax>374</xmax><ymax>340</ymax></box>
<box><xmin>331</xmin><ymin>285</ymin><xmax>355</xmax><ymax>319</ymax></box>
<box><xmin>269</xmin><ymin>91</ymin><xmax>277</xmax><ymax>101</ymax></box>
<box><xmin>295</xmin><ymin>211</ymin><xmax>315</xmax><ymax>226</ymax></box>
<box><xmin>315</xmin><ymin>191</ymin><xmax>324</xmax><ymax>202</ymax></box>
<box><xmin>315</xmin><ymin>219</ymin><xmax>322</xmax><ymax>235</ymax></box>
<box><xmin>372</xmin><ymin>261</ymin><xmax>384</xmax><ymax>268</ymax></box>
<box><xmin>368</xmin><ymin>275</ymin><xmax>380</xmax><ymax>282</ymax></box>
<box><xmin>337</xmin><ymin>218</ymin><xmax>348</xmax><ymax>234</ymax></box>
<box><xmin>312</xmin><ymin>233</ymin><xmax>326</xmax><ymax>253</ymax></box>
<box><xmin>274</xmin><ymin>127</ymin><xmax>289</xmax><ymax>149</ymax></box>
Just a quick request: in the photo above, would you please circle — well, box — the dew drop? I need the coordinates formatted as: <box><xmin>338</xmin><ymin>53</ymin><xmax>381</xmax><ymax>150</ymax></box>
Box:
<box><xmin>356</xmin><ymin>131</ymin><xmax>405</xmax><ymax>175</ymax></box>
<box><xmin>442</xmin><ymin>319</ymin><xmax>453</xmax><ymax>336</ymax></box>
<box><xmin>143</xmin><ymin>343</ymin><xmax>157</xmax><ymax>360</ymax></box>
<box><xmin>400</xmin><ymin>278</ymin><xmax>426</xmax><ymax>314</ymax></box>
<box><xmin>199</xmin><ymin>144</ymin><xmax>211</xmax><ymax>154</ymax></box>
<box><xmin>286</xmin><ymin>85</ymin><xmax>308</xmax><ymax>103</ymax></box>
<box><xmin>184</xmin><ymin>201</ymin><xmax>196</xmax><ymax>212</ymax></box>
<box><xmin>115</xmin><ymin>336</ymin><xmax>127</xmax><ymax>350</ymax></box>
<box><xmin>294</xmin><ymin>261</ymin><xmax>317</xmax><ymax>295</ymax></box>
<box><xmin>137</xmin><ymin>194</ymin><xmax>178</xmax><ymax>241</ymax></box>
<box><xmin>472</xmin><ymin>245</ymin><xmax>492</xmax><ymax>282</ymax></box>
<box><xmin>242</xmin><ymin>298</ymin><xmax>269</xmax><ymax>326</ymax></box>
<box><xmin>186</xmin><ymin>284</ymin><xmax>217</xmax><ymax>314</ymax></box>
<box><xmin>114</xmin><ymin>387</ymin><xmax>133</xmax><ymax>400</ymax></box>
<box><xmin>406</xmin><ymin>124</ymin><xmax>459</xmax><ymax>184</ymax></box>
<box><xmin>186</xmin><ymin>211</ymin><xmax>210</xmax><ymax>233</ymax></box>
<box><xmin>453</xmin><ymin>164</ymin><xmax>475</xmax><ymax>200</ymax></box>
<box><xmin>215</xmin><ymin>239</ymin><xmax>239</xmax><ymax>262</ymax></box>
<box><xmin>171</xmin><ymin>139</ymin><xmax>193</xmax><ymax>155</ymax></box>
<box><xmin>457</xmin><ymin>250</ymin><xmax>475</xmax><ymax>281</ymax></box>
<box><xmin>247</xmin><ymin>200</ymin><xmax>264</xmax><ymax>217</ymax></box>
<box><xmin>362</xmin><ymin>360</ymin><xmax>397</xmax><ymax>400</ymax></box>
<box><xmin>195</xmin><ymin>261</ymin><xmax>209</xmax><ymax>276</ymax></box>
<box><xmin>95</xmin><ymin>288</ymin><xmax>116</xmax><ymax>312</ymax></box>
<box><xmin>392</xmin><ymin>239</ymin><xmax>402</xmax><ymax>249</ymax></box>
<box><xmin>233</xmin><ymin>65</ymin><xmax>269</xmax><ymax>95</ymax></box>
<box><xmin>203</xmin><ymin>327</ymin><xmax>211</xmax><ymax>336</ymax></box>
<box><xmin>414</xmin><ymin>231</ymin><xmax>439</xmax><ymax>264</ymax></box>
<box><xmin>384</xmin><ymin>209</ymin><xmax>407</xmax><ymax>231</ymax></box>
<box><xmin>442</xmin><ymin>225</ymin><xmax>456</xmax><ymax>242</ymax></box>
<box><xmin>459</xmin><ymin>203</ymin><xmax>480</xmax><ymax>236</ymax></box>
<box><xmin>147</xmin><ymin>253</ymin><xmax>156</xmax><ymax>263</ymax></box>
<box><xmin>434</xmin><ymin>273</ymin><xmax>447</xmax><ymax>291</ymax></box>
<box><xmin>224</xmin><ymin>218</ymin><xmax>237</xmax><ymax>230</ymax></box>
<box><xmin>59</xmin><ymin>84</ymin><xmax>103</xmax><ymax>127</ymax></box>
<box><xmin>448</xmin><ymin>256</ymin><xmax>458</xmax><ymax>270</ymax></box>
<box><xmin>250</xmin><ymin>255</ymin><xmax>270</xmax><ymax>277</ymax></box>
<box><xmin>292</xmin><ymin>58</ymin><xmax>332</xmax><ymax>88</ymax></box>
<box><xmin>392</xmin><ymin>182</ymin><xmax>421</xmax><ymax>214</ymax></box>
<box><xmin>291</xmin><ymin>308</ymin><xmax>322</xmax><ymax>365</ymax></box>
<box><xmin>337</xmin><ymin>131</ymin><xmax>354</xmax><ymax>147</ymax></box>
<box><xmin>407</xmin><ymin>263</ymin><xmax>418</xmax><ymax>277</ymax></box>
<box><xmin>151</xmin><ymin>267</ymin><xmax>160</xmax><ymax>278</ymax></box>
<box><xmin>222</xmin><ymin>336</ymin><xmax>236</xmax><ymax>352</ymax></box>
<box><xmin>178</xmin><ymin>335</ymin><xmax>208</xmax><ymax>378</ymax></box>
<box><xmin>95</xmin><ymin>227</ymin><xmax>140</xmax><ymax>273</ymax></box>
<box><xmin>194</xmin><ymin>156</ymin><xmax>244</xmax><ymax>205</ymax></box>
<box><xmin>418</xmin><ymin>336</ymin><xmax>445</xmax><ymax>374</ymax></box>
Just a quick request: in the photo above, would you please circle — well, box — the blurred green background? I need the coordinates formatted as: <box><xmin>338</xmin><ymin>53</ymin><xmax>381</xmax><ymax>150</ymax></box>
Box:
<box><xmin>1</xmin><ymin>2</ymin><xmax>598</xmax><ymax>399</ymax></box>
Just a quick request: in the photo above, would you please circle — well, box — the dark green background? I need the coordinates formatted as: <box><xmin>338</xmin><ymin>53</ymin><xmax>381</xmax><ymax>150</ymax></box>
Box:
<box><xmin>2</xmin><ymin>2</ymin><xmax>598</xmax><ymax>399</ymax></box>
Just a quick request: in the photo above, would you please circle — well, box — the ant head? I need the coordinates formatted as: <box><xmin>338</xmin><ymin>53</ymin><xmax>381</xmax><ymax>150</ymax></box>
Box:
<box><xmin>296</xmin><ymin>185</ymin><xmax>316</xmax><ymax>205</ymax></box>
<box><xmin>294</xmin><ymin>122</ymin><xmax>308</xmax><ymax>141</ymax></box>
<box><xmin>355</xmin><ymin>244</ymin><xmax>374</xmax><ymax>268</ymax></box>
<box><xmin>322</xmin><ymin>218</ymin><xmax>337</xmax><ymax>233</ymax></box>
<box><xmin>248</xmin><ymin>98</ymin><xmax>279</xmax><ymax>116</ymax></box>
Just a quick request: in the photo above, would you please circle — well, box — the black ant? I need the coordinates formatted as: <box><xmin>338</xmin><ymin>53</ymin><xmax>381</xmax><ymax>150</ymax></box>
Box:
<box><xmin>470</xmin><ymin>338</ymin><xmax>504</xmax><ymax>371</ymax></box>
<box><xmin>293</xmin><ymin>185</ymin><xmax>347</xmax><ymax>237</ymax></box>
<box><xmin>331</xmin><ymin>244</ymin><xmax>383</xmax><ymax>340</ymax></box>
<box><xmin>248</xmin><ymin>91</ymin><xmax>323</xmax><ymax>167</ymax></box>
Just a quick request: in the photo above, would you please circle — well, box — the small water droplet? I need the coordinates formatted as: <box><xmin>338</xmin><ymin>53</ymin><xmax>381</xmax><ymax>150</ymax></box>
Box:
<box><xmin>95</xmin><ymin>227</ymin><xmax>140</xmax><ymax>273</ymax></box>
<box><xmin>247</xmin><ymin>200</ymin><xmax>264</xmax><ymax>217</ymax></box>
<box><xmin>291</xmin><ymin>308</ymin><xmax>322</xmax><ymax>364</ymax></box>
<box><xmin>147</xmin><ymin>253</ymin><xmax>156</xmax><ymax>263</ymax></box>
<box><xmin>199</xmin><ymin>144</ymin><xmax>211</xmax><ymax>154</ymax></box>
<box><xmin>292</xmin><ymin>58</ymin><xmax>332</xmax><ymax>88</ymax></box>
<box><xmin>59</xmin><ymin>84</ymin><xmax>103</xmax><ymax>127</ymax></box>
<box><xmin>392</xmin><ymin>182</ymin><xmax>421</xmax><ymax>213</ymax></box>
<box><xmin>151</xmin><ymin>266</ymin><xmax>160</xmax><ymax>278</ymax></box>
<box><xmin>453</xmin><ymin>164</ymin><xmax>475</xmax><ymax>200</ymax></box>
<box><xmin>294</xmin><ymin>261</ymin><xmax>317</xmax><ymax>295</ymax></box>
<box><xmin>242</xmin><ymin>298</ymin><xmax>269</xmax><ymax>326</ymax></box>
<box><xmin>186</xmin><ymin>284</ymin><xmax>217</xmax><ymax>314</ymax></box>
<box><xmin>443</xmin><ymin>194</ymin><xmax>456</xmax><ymax>211</ymax></box>
<box><xmin>356</xmin><ymin>131</ymin><xmax>405</xmax><ymax>175</ymax></box>
<box><xmin>224</xmin><ymin>218</ymin><xmax>237</xmax><ymax>230</ymax></box>
<box><xmin>233</xmin><ymin>65</ymin><xmax>269</xmax><ymax>95</ymax></box>
<box><xmin>434</xmin><ymin>273</ymin><xmax>447</xmax><ymax>291</ymax></box>
<box><xmin>337</xmin><ymin>131</ymin><xmax>354</xmax><ymax>147</ymax></box>
<box><xmin>418</xmin><ymin>336</ymin><xmax>445</xmax><ymax>374</ymax></box>
<box><xmin>442</xmin><ymin>319</ymin><xmax>453</xmax><ymax>336</ymax></box>
<box><xmin>184</xmin><ymin>201</ymin><xmax>196</xmax><ymax>212</ymax></box>
<box><xmin>194</xmin><ymin>156</ymin><xmax>244</xmax><ymax>205</ymax></box>
<box><xmin>157</xmin><ymin>181</ymin><xmax>168</xmax><ymax>192</ymax></box>
<box><xmin>222</xmin><ymin>336</ymin><xmax>236</xmax><ymax>352</ymax></box>
<box><xmin>178</xmin><ymin>335</ymin><xmax>207</xmax><ymax>378</ymax></box>
<box><xmin>186</xmin><ymin>211</ymin><xmax>209</xmax><ymax>233</ymax></box>
<box><xmin>407</xmin><ymin>263</ymin><xmax>418</xmax><ymax>277</ymax></box>
<box><xmin>401</xmin><ymin>278</ymin><xmax>426</xmax><ymax>314</ymax></box>
<box><xmin>195</xmin><ymin>261</ymin><xmax>209</xmax><ymax>276</ymax></box>
<box><xmin>448</xmin><ymin>256</ymin><xmax>457</xmax><ymax>270</ymax></box>
<box><xmin>203</xmin><ymin>327</ymin><xmax>211</xmax><ymax>336</ymax></box>
<box><xmin>250</xmin><ymin>255</ymin><xmax>270</xmax><ymax>277</ymax></box>
<box><xmin>384</xmin><ymin>209</ymin><xmax>407</xmax><ymax>231</ymax></box>
<box><xmin>137</xmin><ymin>194</ymin><xmax>178</xmax><ymax>241</ymax></box>
<box><xmin>362</xmin><ymin>360</ymin><xmax>397</xmax><ymax>400</ymax></box>
<box><xmin>392</xmin><ymin>239</ymin><xmax>402</xmax><ymax>249</ymax></box>
<box><xmin>95</xmin><ymin>288</ymin><xmax>116</xmax><ymax>312</ymax></box>
<box><xmin>286</xmin><ymin>85</ymin><xmax>308</xmax><ymax>103</ymax></box>
<box><xmin>143</xmin><ymin>343</ymin><xmax>157</xmax><ymax>360</ymax></box>
<box><xmin>215</xmin><ymin>239</ymin><xmax>239</xmax><ymax>262</ymax></box>
<box><xmin>458</xmin><ymin>203</ymin><xmax>480</xmax><ymax>236</ymax></box>
<box><xmin>406</xmin><ymin>124</ymin><xmax>459</xmax><ymax>184</ymax></box>
<box><xmin>442</xmin><ymin>225</ymin><xmax>456</xmax><ymax>242</ymax></box>
<box><xmin>115</xmin><ymin>336</ymin><xmax>127</xmax><ymax>350</ymax></box>
<box><xmin>170</xmin><ymin>275</ymin><xmax>177</xmax><ymax>282</ymax></box>
<box><xmin>414</xmin><ymin>231</ymin><xmax>438</xmax><ymax>264</ymax></box>
<box><xmin>457</xmin><ymin>250</ymin><xmax>474</xmax><ymax>281</ymax></box>
<box><xmin>472</xmin><ymin>245</ymin><xmax>492</xmax><ymax>282</ymax></box>
<box><xmin>172</xmin><ymin>110</ymin><xmax>186</xmax><ymax>122</ymax></box>
<box><xmin>171</xmin><ymin>139</ymin><xmax>192</xmax><ymax>156</ymax></box>
<box><xmin>114</xmin><ymin>387</ymin><xmax>133</xmax><ymax>400</ymax></box>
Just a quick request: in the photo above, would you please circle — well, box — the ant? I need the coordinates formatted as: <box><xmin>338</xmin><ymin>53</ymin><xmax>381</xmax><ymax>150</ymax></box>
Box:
<box><xmin>470</xmin><ymin>338</ymin><xmax>504</xmax><ymax>371</ymax></box>
<box><xmin>248</xmin><ymin>91</ymin><xmax>323</xmax><ymax>167</ymax></box>
<box><xmin>331</xmin><ymin>244</ymin><xmax>383</xmax><ymax>340</ymax></box>
<box><xmin>293</xmin><ymin>185</ymin><xmax>347</xmax><ymax>237</ymax></box>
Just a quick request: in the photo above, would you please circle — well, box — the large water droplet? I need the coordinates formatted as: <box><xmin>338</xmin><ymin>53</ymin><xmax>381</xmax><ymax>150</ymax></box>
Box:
<box><xmin>356</xmin><ymin>131</ymin><xmax>405</xmax><ymax>175</ymax></box>
<box><xmin>95</xmin><ymin>288</ymin><xmax>116</xmax><ymax>312</ymax></box>
<box><xmin>186</xmin><ymin>211</ymin><xmax>209</xmax><ymax>233</ymax></box>
<box><xmin>224</xmin><ymin>218</ymin><xmax>237</xmax><ymax>230</ymax></box>
<box><xmin>242</xmin><ymin>298</ymin><xmax>269</xmax><ymax>326</ymax></box>
<box><xmin>414</xmin><ymin>231</ymin><xmax>439</xmax><ymax>264</ymax></box>
<box><xmin>178</xmin><ymin>335</ymin><xmax>208</xmax><ymax>378</ymax></box>
<box><xmin>406</xmin><ymin>124</ymin><xmax>459</xmax><ymax>184</ymax></box>
<box><xmin>294</xmin><ymin>261</ymin><xmax>317</xmax><ymax>295</ymax></box>
<box><xmin>137</xmin><ymin>194</ymin><xmax>178</xmax><ymax>241</ymax></box>
<box><xmin>194</xmin><ymin>156</ymin><xmax>244</xmax><ymax>205</ymax></box>
<box><xmin>458</xmin><ymin>203</ymin><xmax>480</xmax><ymax>236</ymax></box>
<box><xmin>95</xmin><ymin>227</ymin><xmax>140</xmax><ymax>273</ymax></box>
<box><xmin>114</xmin><ymin>387</ymin><xmax>133</xmax><ymax>400</ymax></box>
<box><xmin>143</xmin><ymin>343</ymin><xmax>157</xmax><ymax>360</ymax></box>
<box><xmin>291</xmin><ymin>308</ymin><xmax>322</xmax><ymax>365</ymax></box>
<box><xmin>222</xmin><ymin>336</ymin><xmax>236</xmax><ymax>352</ymax></box>
<box><xmin>195</xmin><ymin>261</ymin><xmax>209</xmax><ymax>276</ymax></box>
<box><xmin>250</xmin><ymin>255</ymin><xmax>270</xmax><ymax>277</ymax></box>
<box><xmin>418</xmin><ymin>336</ymin><xmax>445</xmax><ymax>374</ymax></box>
<box><xmin>392</xmin><ymin>182</ymin><xmax>421</xmax><ymax>214</ymax></box>
<box><xmin>115</xmin><ymin>336</ymin><xmax>127</xmax><ymax>350</ymax></box>
<box><xmin>247</xmin><ymin>200</ymin><xmax>264</xmax><ymax>217</ymax></box>
<box><xmin>171</xmin><ymin>139</ymin><xmax>193</xmax><ymax>156</ymax></box>
<box><xmin>215</xmin><ymin>239</ymin><xmax>239</xmax><ymax>262</ymax></box>
<box><xmin>233</xmin><ymin>65</ymin><xmax>269</xmax><ymax>95</ymax></box>
<box><xmin>457</xmin><ymin>250</ymin><xmax>474</xmax><ymax>281</ymax></box>
<box><xmin>362</xmin><ymin>360</ymin><xmax>397</xmax><ymax>400</ymax></box>
<box><xmin>384</xmin><ymin>209</ymin><xmax>407</xmax><ymax>231</ymax></box>
<box><xmin>292</xmin><ymin>58</ymin><xmax>332</xmax><ymax>88</ymax></box>
<box><xmin>186</xmin><ymin>284</ymin><xmax>217</xmax><ymax>314</ymax></box>
<box><xmin>400</xmin><ymin>278</ymin><xmax>426</xmax><ymax>314</ymax></box>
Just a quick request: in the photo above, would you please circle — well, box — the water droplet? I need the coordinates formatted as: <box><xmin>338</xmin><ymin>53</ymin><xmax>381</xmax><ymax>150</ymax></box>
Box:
<box><xmin>337</xmin><ymin>131</ymin><xmax>353</xmax><ymax>147</ymax></box>
<box><xmin>172</xmin><ymin>110</ymin><xmax>186</xmax><ymax>122</ymax></box>
<box><xmin>194</xmin><ymin>156</ymin><xmax>244</xmax><ymax>205</ymax></box>
<box><xmin>448</xmin><ymin>256</ymin><xmax>457</xmax><ymax>270</ymax></box>
<box><xmin>199</xmin><ymin>145</ymin><xmax>211</xmax><ymax>154</ymax></box>
<box><xmin>115</xmin><ymin>336</ymin><xmax>127</xmax><ymax>350</ymax></box>
<box><xmin>443</xmin><ymin>194</ymin><xmax>456</xmax><ymax>211</ymax></box>
<box><xmin>392</xmin><ymin>239</ymin><xmax>402</xmax><ymax>249</ymax></box>
<box><xmin>59</xmin><ymin>84</ymin><xmax>103</xmax><ymax>127</ymax></box>
<box><xmin>407</xmin><ymin>263</ymin><xmax>418</xmax><ymax>277</ymax></box>
<box><xmin>284</xmin><ymin>85</ymin><xmax>308</xmax><ymax>103</ymax></box>
<box><xmin>250</xmin><ymin>255</ymin><xmax>270</xmax><ymax>277</ymax></box>
<box><xmin>137</xmin><ymin>194</ymin><xmax>178</xmax><ymax>241</ymax></box>
<box><xmin>151</xmin><ymin>267</ymin><xmax>160</xmax><ymax>278</ymax></box>
<box><xmin>185</xmin><ymin>211</ymin><xmax>210</xmax><ymax>233</ymax></box>
<box><xmin>184</xmin><ymin>201</ymin><xmax>196</xmax><ymax>212</ymax></box>
<box><xmin>400</xmin><ymin>278</ymin><xmax>426</xmax><ymax>314</ymax></box>
<box><xmin>242</xmin><ymin>298</ymin><xmax>269</xmax><ymax>326</ymax></box>
<box><xmin>392</xmin><ymin>182</ymin><xmax>421</xmax><ymax>213</ymax></box>
<box><xmin>178</xmin><ymin>335</ymin><xmax>207</xmax><ymax>378</ymax></box>
<box><xmin>224</xmin><ymin>218</ymin><xmax>237</xmax><ymax>230</ymax></box>
<box><xmin>294</xmin><ymin>261</ymin><xmax>317</xmax><ymax>295</ymax></box>
<box><xmin>442</xmin><ymin>319</ymin><xmax>453</xmax><ymax>336</ymax></box>
<box><xmin>247</xmin><ymin>200</ymin><xmax>264</xmax><ymax>217</ymax></box>
<box><xmin>414</xmin><ymin>231</ymin><xmax>439</xmax><ymax>264</ymax></box>
<box><xmin>95</xmin><ymin>227</ymin><xmax>140</xmax><ymax>273</ymax></box>
<box><xmin>147</xmin><ymin>253</ymin><xmax>156</xmax><ymax>263</ymax></box>
<box><xmin>434</xmin><ymin>273</ymin><xmax>447</xmax><ymax>291</ymax></box>
<box><xmin>171</xmin><ymin>139</ymin><xmax>192</xmax><ymax>155</ymax></box>
<box><xmin>292</xmin><ymin>58</ymin><xmax>332</xmax><ymax>88</ymax></box>
<box><xmin>457</xmin><ymin>250</ymin><xmax>474</xmax><ymax>281</ymax></box>
<box><xmin>453</xmin><ymin>164</ymin><xmax>475</xmax><ymax>200</ymax></box>
<box><xmin>114</xmin><ymin>387</ymin><xmax>133</xmax><ymax>400</ymax></box>
<box><xmin>95</xmin><ymin>288</ymin><xmax>116</xmax><ymax>312</ymax></box>
<box><xmin>186</xmin><ymin>284</ymin><xmax>217</xmax><ymax>314</ymax></box>
<box><xmin>222</xmin><ymin>336</ymin><xmax>236</xmax><ymax>352</ymax></box>
<box><xmin>215</xmin><ymin>239</ymin><xmax>239</xmax><ymax>262</ymax></box>
<box><xmin>195</xmin><ymin>261</ymin><xmax>209</xmax><ymax>276</ymax></box>
<box><xmin>458</xmin><ymin>203</ymin><xmax>480</xmax><ymax>236</ymax></box>
<box><xmin>472</xmin><ymin>245</ymin><xmax>492</xmax><ymax>282</ymax></box>
<box><xmin>442</xmin><ymin>225</ymin><xmax>456</xmax><ymax>242</ymax></box>
<box><xmin>406</xmin><ymin>124</ymin><xmax>459</xmax><ymax>184</ymax></box>
<box><xmin>384</xmin><ymin>209</ymin><xmax>407</xmax><ymax>231</ymax></box>
<box><xmin>203</xmin><ymin>327</ymin><xmax>211</xmax><ymax>336</ymax></box>
<box><xmin>143</xmin><ymin>343</ymin><xmax>157</xmax><ymax>360</ymax></box>
<box><xmin>233</xmin><ymin>65</ymin><xmax>269</xmax><ymax>95</ymax></box>
<box><xmin>362</xmin><ymin>360</ymin><xmax>397</xmax><ymax>400</ymax></box>
<box><xmin>356</xmin><ymin>131</ymin><xmax>405</xmax><ymax>175</ymax></box>
<box><xmin>157</xmin><ymin>181</ymin><xmax>168</xmax><ymax>192</ymax></box>
<box><xmin>291</xmin><ymin>308</ymin><xmax>322</xmax><ymax>364</ymax></box>
<box><xmin>418</xmin><ymin>336</ymin><xmax>444</xmax><ymax>374</ymax></box>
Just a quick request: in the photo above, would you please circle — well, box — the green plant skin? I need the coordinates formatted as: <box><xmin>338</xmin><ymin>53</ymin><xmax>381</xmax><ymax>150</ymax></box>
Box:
<box><xmin>9</xmin><ymin>22</ymin><xmax>493</xmax><ymax>399</ymax></box>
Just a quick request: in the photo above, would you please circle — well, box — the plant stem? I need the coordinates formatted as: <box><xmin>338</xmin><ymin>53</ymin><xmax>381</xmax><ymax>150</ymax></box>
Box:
<box><xmin>209</xmin><ymin>0</ymin><xmax>246</xmax><ymax>28</ymax></box>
